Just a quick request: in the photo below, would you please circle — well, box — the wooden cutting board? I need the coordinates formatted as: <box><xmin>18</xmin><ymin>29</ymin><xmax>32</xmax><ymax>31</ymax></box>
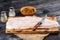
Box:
<box><xmin>6</xmin><ymin>16</ymin><xmax>59</xmax><ymax>34</ymax></box>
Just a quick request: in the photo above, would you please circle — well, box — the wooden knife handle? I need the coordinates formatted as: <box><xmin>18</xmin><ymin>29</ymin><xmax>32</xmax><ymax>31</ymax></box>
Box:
<box><xmin>33</xmin><ymin>22</ymin><xmax>42</xmax><ymax>31</ymax></box>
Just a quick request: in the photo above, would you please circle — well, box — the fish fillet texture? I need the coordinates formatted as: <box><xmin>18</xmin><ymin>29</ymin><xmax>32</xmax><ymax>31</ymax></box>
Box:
<box><xmin>6</xmin><ymin>16</ymin><xmax>59</xmax><ymax>29</ymax></box>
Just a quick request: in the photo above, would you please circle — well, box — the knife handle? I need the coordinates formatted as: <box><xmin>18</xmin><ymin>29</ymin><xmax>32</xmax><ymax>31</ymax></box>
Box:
<box><xmin>33</xmin><ymin>22</ymin><xmax>42</xmax><ymax>31</ymax></box>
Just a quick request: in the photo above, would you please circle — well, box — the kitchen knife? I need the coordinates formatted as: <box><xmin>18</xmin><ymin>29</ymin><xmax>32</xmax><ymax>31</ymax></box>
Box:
<box><xmin>33</xmin><ymin>14</ymin><xmax>47</xmax><ymax>31</ymax></box>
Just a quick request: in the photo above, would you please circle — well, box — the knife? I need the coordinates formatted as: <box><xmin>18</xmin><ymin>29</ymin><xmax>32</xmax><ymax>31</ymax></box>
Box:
<box><xmin>33</xmin><ymin>14</ymin><xmax>47</xmax><ymax>31</ymax></box>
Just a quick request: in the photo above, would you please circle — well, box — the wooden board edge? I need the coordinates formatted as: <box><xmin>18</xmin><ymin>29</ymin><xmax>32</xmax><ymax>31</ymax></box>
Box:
<box><xmin>6</xmin><ymin>27</ymin><xmax>59</xmax><ymax>34</ymax></box>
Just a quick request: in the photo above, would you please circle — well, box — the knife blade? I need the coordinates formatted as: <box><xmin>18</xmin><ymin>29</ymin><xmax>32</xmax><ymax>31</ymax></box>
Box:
<box><xmin>40</xmin><ymin>14</ymin><xmax>47</xmax><ymax>23</ymax></box>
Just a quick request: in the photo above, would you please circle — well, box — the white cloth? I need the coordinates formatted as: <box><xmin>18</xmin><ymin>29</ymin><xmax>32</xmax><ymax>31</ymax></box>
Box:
<box><xmin>6</xmin><ymin>16</ymin><xmax>59</xmax><ymax>29</ymax></box>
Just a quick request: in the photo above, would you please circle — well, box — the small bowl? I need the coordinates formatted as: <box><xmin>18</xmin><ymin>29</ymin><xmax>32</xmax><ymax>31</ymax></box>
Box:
<box><xmin>20</xmin><ymin>6</ymin><xmax>37</xmax><ymax>16</ymax></box>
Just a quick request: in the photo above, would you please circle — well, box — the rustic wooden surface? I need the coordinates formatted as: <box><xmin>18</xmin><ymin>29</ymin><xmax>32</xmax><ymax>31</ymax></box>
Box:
<box><xmin>6</xmin><ymin>16</ymin><xmax>59</xmax><ymax>34</ymax></box>
<box><xmin>6</xmin><ymin>27</ymin><xmax>59</xmax><ymax>34</ymax></box>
